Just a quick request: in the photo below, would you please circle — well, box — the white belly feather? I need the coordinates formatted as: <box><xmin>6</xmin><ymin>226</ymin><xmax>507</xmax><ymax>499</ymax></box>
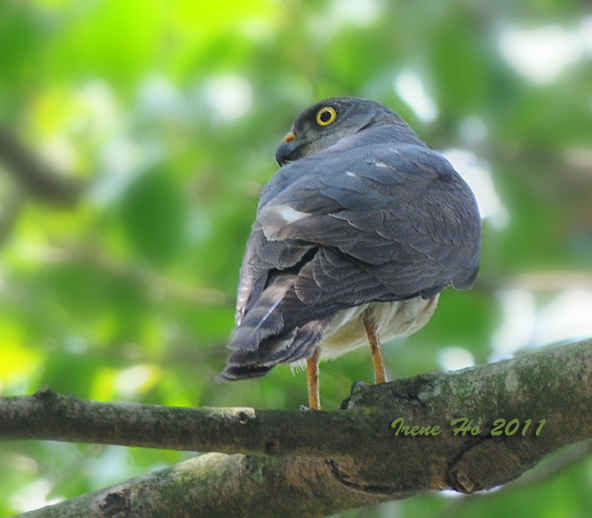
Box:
<box><xmin>318</xmin><ymin>295</ymin><xmax>439</xmax><ymax>360</ymax></box>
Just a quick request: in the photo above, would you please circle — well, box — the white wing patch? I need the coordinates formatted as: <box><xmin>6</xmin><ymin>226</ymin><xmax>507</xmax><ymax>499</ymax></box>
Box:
<box><xmin>275</xmin><ymin>205</ymin><xmax>310</xmax><ymax>223</ymax></box>
<box><xmin>260</xmin><ymin>204</ymin><xmax>311</xmax><ymax>239</ymax></box>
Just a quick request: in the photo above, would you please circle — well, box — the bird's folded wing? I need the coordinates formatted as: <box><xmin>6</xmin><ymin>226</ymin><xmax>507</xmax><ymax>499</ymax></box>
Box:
<box><xmin>236</xmin><ymin>143</ymin><xmax>480</xmax><ymax>325</ymax></box>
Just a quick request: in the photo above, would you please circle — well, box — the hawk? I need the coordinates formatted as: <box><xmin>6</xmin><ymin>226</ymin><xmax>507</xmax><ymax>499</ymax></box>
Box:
<box><xmin>218</xmin><ymin>97</ymin><xmax>481</xmax><ymax>409</ymax></box>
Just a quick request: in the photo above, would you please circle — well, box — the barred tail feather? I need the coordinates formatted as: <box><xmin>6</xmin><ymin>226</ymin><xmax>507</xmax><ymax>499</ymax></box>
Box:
<box><xmin>227</xmin><ymin>281</ymin><xmax>290</xmax><ymax>351</ymax></box>
<box><xmin>217</xmin><ymin>320</ymin><xmax>327</xmax><ymax>382</ymax></box>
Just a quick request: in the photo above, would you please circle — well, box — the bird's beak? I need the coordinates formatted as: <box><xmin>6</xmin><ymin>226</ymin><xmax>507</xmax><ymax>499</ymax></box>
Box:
<box><xmin>275</xmin><ymin>131</ymin><xmax>300</xmax><ymax>167</ymax></box>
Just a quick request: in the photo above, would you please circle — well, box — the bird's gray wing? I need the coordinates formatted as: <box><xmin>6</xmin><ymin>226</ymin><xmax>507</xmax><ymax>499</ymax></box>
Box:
<box><xmin>234</xmin><ymin>223</ymin><xmax>312</xmax><ymax>325</ymax></box>
<box><xmin>257</xmin><ymin>142</ymin><xmax>481</xmax><ymax>305</ymax></box>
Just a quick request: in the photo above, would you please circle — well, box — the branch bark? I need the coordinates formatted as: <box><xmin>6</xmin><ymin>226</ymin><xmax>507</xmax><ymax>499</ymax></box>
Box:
<box><xmin>3</xmin><ymin>339</ymin><xmax>591</xmax><ymax>518</ymax></box>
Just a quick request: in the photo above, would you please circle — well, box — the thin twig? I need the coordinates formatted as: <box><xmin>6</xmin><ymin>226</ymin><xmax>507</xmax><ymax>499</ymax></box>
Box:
<box><xmin>31</xmin><ymin>241</ymin><xmax>228</xmax><ymax>306</ymax></box>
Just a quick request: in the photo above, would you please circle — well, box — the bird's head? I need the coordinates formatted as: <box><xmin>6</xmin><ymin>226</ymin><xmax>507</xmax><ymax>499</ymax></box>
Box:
<box><xmin>275</xmin><ymin>97</ymin><xmax>407</xmax><ymax>166</ymax></box>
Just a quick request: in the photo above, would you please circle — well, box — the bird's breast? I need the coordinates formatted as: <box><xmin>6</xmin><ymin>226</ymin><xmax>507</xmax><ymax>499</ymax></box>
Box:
<box><xmin>318</xmin><ymin>295</ymin><xmax>440</xmax><ymax>360</ymax></box>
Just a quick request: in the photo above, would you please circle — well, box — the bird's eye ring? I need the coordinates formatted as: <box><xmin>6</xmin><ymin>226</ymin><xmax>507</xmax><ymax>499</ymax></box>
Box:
<box><xmin>316</xmin><ymin>107</ymin><xmax>337</xmax><ymax>126</ymax></box>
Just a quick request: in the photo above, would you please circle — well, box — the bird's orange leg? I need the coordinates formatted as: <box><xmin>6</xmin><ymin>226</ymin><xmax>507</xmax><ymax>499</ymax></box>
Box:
<box><xmin>364</xmin><ymin>314</ymin><xmax>387</xmax><ymax>384</ymax></box>
<box><xmin>306</xmin><ymin>347</ymin><xmax>321</xmax><ymax>410</ymax></box>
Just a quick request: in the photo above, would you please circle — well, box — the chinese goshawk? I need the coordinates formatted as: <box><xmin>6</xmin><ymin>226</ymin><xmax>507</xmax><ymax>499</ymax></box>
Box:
<box><xmin>218</xmin><ymin>97</ymin><xmax>481</xmax><ymax>409</ymax></box>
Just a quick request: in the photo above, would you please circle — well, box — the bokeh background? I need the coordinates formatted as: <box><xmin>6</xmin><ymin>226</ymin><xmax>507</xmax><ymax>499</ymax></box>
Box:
<box><xmin>1</xmin><ymin>0</ymin><xmax>591</xmax><ymax>516</ymax></box>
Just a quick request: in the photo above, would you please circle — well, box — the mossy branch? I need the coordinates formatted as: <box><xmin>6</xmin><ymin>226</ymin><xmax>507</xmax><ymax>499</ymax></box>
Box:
<box><xmin>2</xmin><ymin>339</ymin><xmax>591</xmax><ymax>518</ymax></box>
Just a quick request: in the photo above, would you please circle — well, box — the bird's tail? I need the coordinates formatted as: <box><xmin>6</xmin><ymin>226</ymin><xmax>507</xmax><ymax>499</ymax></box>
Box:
<box><xmin>217</xmin><ymin>276</ymin><xmax>330</xmax><ymax>382</ymax></box>
<box><xmin>217</xmin><ymin>319</ymin><xmax>326</xmax><ymax>381</ymax></box>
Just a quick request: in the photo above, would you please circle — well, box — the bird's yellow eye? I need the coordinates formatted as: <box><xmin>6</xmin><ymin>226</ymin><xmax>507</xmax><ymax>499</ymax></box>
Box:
<box><xmin>316</xmin><ymin>106</ymin><xmax>337</xmax><ymax>126</ymax></box>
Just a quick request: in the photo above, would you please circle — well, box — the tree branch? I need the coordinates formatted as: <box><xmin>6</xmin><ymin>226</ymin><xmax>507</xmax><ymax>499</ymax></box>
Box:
<box><xmin>4</xmin><ymin>339</ymin><xmax>591</xmax><ymax>518</ymax></box>
<box><xmin>35</xmin><ymin>241</ymin><xmax>228</xmax><ymax>306</ymax></box>
<box><xmin>475</xmin><ymin>271</ymin><xmax>592</xmax><ymax>292</ymax></box>
<box><xmin>0</xmin><ymin>125</ymin><xmax>84</xmax><ymax>205</ymax></box>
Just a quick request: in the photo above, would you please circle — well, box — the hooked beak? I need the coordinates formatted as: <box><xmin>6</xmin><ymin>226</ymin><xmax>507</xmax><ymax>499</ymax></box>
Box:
<box><xmin>275</xmin><ymin>131</ymin><xmax>300</xmax><ymax>167</ymax></box>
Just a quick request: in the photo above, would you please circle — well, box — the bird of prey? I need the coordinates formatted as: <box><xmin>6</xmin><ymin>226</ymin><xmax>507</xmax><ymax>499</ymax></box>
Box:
<box><xmin>218</xmin><ymin>97</ymin><xmax>481</xmax><ymax>409</ymax></box>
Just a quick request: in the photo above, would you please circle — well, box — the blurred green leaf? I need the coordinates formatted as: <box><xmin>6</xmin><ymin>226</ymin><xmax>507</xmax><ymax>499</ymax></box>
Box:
<box><xmin>120</xmin><ymin>164</ymin><xmax>186</xmax><ymax>266</ymax></box>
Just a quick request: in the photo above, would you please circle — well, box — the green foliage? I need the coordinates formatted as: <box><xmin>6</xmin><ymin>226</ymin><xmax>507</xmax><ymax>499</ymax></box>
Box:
<box><xmin>121</xmin><ymin>164</ymin><xmax>187</xmax><ymax>266</ymax></box>
<box><xmin>0</xmin><ymin>0</ymin><xmax>591</xmax><ymax>516</ymax></box>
